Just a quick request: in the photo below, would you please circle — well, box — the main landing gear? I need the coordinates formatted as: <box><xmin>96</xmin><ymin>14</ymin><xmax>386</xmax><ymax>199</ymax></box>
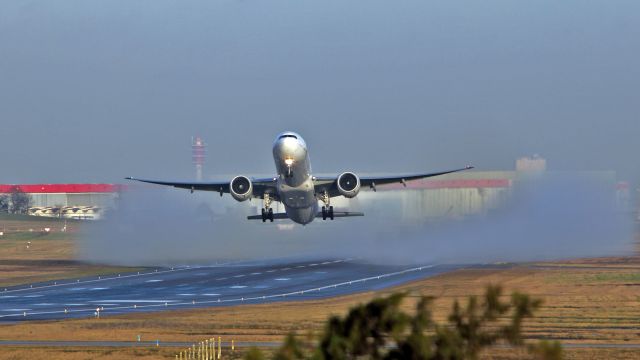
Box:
<box><xmin>262</xmin><ymin>193</ymin><xmax>274</xmax><ymax>222</ymax></box>
<box><xmin>320</xmin><ymin>190</ymin><xmax>334</xmax><ymax>220</ymax></box>
<box><xmin>322</xmin><ymin>206</ymin><xmax>334</xmax><ymax>221</ymax></box>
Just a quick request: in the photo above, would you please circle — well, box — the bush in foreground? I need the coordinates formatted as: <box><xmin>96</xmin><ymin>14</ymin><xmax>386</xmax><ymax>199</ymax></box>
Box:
<box><xmin>247</xmin><ymin>285</ymin><xmax>562</xmax><ymax>360</ymax></box>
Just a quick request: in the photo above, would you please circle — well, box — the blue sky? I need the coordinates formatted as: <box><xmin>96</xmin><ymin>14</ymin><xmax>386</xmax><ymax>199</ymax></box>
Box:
<box><xmin>1</xmin><ymin>1</ymin><xmax>638</xmax><ymax>184</ymax></box>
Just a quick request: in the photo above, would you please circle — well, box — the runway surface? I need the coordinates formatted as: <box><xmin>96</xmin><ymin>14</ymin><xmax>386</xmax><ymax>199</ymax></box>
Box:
<box><xmin>0</xmin><ymin>258</ymin><xmax>460</xmax><ymax>322</ymax></box>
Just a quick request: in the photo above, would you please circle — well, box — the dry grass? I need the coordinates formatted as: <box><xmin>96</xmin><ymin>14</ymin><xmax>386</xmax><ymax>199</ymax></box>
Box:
<box><xmin>0</xmin><ymin>346</ymin><xmax>181</xmax><ymax>360</ymax></box>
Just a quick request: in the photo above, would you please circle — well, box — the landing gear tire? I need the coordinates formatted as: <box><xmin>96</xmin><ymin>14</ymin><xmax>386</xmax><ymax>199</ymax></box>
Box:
<box><xmin>268</xmin><ymin>208</ymin><xmax>274</xmax><ymax>222</ymax></box>
<box><xmin>321</xmin><ymin>206</ymin><xmax>334</xmax><ymax>220</ymax></box>
<box><xmin>261</xmin><ymin>208</ymin><xmax>267</xmax><ymax>223</ymax></box>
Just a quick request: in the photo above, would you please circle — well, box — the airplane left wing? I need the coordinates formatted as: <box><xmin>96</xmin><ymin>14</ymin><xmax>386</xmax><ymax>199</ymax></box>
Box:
<box><xmin>125</xmin><ymin>177</ymin><xmax>279</xmax><ymax>200</ymax></box>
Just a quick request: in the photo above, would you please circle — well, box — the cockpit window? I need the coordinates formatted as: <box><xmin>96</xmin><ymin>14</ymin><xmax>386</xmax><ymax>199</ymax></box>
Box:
<box><xmin>279</xmin><ymin>134</ymin><xmax>297</xmax><ymax>140</ymax></box>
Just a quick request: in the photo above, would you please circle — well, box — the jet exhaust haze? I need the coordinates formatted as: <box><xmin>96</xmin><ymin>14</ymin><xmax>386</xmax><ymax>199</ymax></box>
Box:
<box><xmin>80</xmin><ymin>173</ymin><xmax>633</xmax><ymax>266</ymax></box>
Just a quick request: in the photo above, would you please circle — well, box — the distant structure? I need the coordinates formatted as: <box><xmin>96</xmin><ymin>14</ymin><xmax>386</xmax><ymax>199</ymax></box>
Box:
<box><xmin>192</xmin><ymin>136</ymin><xmax>207</xmax><ymax>181</ymax></box>
<box><xmin>516</xmin><ymin>154</ymin><xmax>547</xmax><ymax>173</ymax></box>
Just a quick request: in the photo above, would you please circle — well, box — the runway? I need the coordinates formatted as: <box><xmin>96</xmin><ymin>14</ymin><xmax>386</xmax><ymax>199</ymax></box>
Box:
<box><xmin>0</xmin><ymin>258</ymin><xmax>459</xmax><ymax>322</ymax></box>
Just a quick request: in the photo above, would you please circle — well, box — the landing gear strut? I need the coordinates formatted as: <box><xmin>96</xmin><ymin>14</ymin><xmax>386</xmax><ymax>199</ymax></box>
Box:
<box><xmin>320</xmin><ymin>190</ymin><xmax>334</xmax><ymax>220</ymax></box>
<box><xmin>262</xmin><ymin>194</ymin><xmax>274</xmax><ymax>222</ymax></box>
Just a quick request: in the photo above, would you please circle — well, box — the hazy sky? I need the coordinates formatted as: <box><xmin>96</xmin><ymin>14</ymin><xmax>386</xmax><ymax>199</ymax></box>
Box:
<box><xmin>1</xmin><ymin>1</ymin><xmax>638</xmax><ymax>184</ymax></box>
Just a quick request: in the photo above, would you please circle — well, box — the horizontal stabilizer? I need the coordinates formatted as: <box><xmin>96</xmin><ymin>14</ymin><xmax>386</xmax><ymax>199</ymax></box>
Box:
<box><xmin>247</xmin><ymin>213</ymin><xmax>290</xmax><ymax>220</ymax></box>
<box><xmin>247</xmin><ymin>211</ymin><xmax>364</xmax><ymax>221</ymax></box>
<box><xmin>317</xmin><ymin>211</ymin><xmax>364</xmax><ymax>218</ymax></box>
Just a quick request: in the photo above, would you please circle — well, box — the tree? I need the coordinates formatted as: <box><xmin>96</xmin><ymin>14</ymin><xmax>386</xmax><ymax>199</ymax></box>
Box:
<box><xmin>0</xmin><ymin>194</ymin><xmax>9</xmax><ymax>213</ymax></box>
<box><xmin>8</xmin><ymin>186</ymin><xmax>32</xmax><ymax>214</ymax></box>
<box><xmin>246</xmin><ymin>286</ymin><xmax>562</xmax><ymax>360</ymax></box>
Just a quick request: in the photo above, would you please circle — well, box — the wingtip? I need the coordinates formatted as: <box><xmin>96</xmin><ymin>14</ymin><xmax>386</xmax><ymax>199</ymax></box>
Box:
<box><xmin>465</xmin><ymin>165</ymin><xmax>474</xmax><ymax>170</ymax></box>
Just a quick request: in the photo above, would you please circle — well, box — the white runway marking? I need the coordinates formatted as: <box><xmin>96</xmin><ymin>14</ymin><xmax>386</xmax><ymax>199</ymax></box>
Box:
<box><xmin>202</xmin><ymin>293</ymin><xmax>221</xmax><ymax>296</ymax></box>
<box><xmin>91</xmin><ymin>300</ymin><xmax>176</xmax><ymax>303</ymax></box>
<box><xmin>90</xmin><ymin>288</ymin><xmax>109</xmax><ymax>291</ymax></box>
<box><xmin>230</xmin><ymin>286</ymin><xmax>247</xmax><ymax>289</ymax></box>
<box><xmin>275</xmin><ymin>278</ymin><xmax>290</xmax><ymax>281</ymax></box>
<box><xmin>145</xmin><ymin>280</ymin><xmax>163</xmax><ymax>283</ymax></box>
<box><xmin>250</xmin><ymin>272</ymin><xmax>262</xmax><ymax>275</ymax></box>
<box><xmin>233</xmin><ymin>275</ymin><xmax>245</xmax><ymax>278</ymax></box>
<box><xmin>216</xmin><ymin>277</ymin><xmax>228</xmax><ymax>281</ymax></box>
<box><xmin>4</xmin><ymin>309</ymin><xmax>31</xmax><ymax>312</ymax></box>
<box><xmin>177</xmin><ymin>294</ymin><xmax>196</xmax><ymax>296</ymax></box>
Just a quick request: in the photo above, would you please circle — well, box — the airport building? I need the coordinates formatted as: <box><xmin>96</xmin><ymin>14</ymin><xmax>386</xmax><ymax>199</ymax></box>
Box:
<box><xmin>0</xmin><ymin>184</ymin><xmax>122</xmax><ymax>220</ymax></box>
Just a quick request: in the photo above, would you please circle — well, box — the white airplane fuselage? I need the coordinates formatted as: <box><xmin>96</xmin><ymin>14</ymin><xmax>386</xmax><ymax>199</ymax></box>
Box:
<box><xmin>272</xmin><ymin>132</ymin><xmax>318</xmax><ymax>225</ymax></box>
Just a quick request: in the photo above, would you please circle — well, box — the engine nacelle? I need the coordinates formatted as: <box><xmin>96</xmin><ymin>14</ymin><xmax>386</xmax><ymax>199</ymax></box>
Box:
<box><xmin>337</xmin><ymin>172</ymin><xmax>361</xmax><ymax>198</ymax></box>
<box><xmin>230</xmin><ymin>176</ymin><xmax>253</xmax><ymax>202</ymax></box>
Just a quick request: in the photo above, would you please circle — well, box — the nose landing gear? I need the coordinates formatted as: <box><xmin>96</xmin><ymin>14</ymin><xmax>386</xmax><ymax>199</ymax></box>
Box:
<box><xmin>262</xmin><ymin>193</ymin><xmax>274</xmax><ymax>222</ymax></box>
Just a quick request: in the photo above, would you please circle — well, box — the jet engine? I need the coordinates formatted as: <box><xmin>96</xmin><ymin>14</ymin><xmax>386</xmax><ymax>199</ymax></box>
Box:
<box><xmin>230</xmin><ymin>176</ymin><xmax>253</xmax><ymax>202</ymax></box>
<box><xmin>337</xmin><ymin>172</ymin><xmax>361</xmax><ymax>198</ymax></box>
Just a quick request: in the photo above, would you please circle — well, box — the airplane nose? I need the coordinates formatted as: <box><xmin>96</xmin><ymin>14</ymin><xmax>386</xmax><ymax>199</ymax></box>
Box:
<box><xmin>273</xmin><ymin>137</ymin><xmax>305</xmax><ymax>161</ymax></box>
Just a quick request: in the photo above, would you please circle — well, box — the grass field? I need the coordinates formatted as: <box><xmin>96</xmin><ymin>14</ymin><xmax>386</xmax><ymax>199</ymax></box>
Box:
<box><xmin>0</xmin><ymin>216</ymin><xmax>141</xmax><ymax>287</ymax></box>
<box><xmin>0</xmin><ymin>215</ymin><xmax>639</xmax><ymax>359</ymax></box>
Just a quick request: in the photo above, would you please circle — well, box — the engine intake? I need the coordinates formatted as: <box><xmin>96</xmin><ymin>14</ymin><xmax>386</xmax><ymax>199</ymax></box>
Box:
<box><xmin>230</xmin><ymin>176</ymin><xmax>253</xmax><ymax>202</ymax></box>
<box><xmin>337</xmin><ymin>172</ymin><xmax>361</xmax><ymax>198</ymax></box>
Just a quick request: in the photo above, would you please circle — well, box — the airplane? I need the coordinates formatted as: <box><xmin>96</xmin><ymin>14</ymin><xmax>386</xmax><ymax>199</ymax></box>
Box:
<box><xmin>126</xmin><ymin>131</ymin><xmax>473</xmax><ymax>225</ymax></box>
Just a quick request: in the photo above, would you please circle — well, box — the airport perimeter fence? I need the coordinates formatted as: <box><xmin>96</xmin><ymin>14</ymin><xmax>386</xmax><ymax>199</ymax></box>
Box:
<box><xmin>176</xmin><ymin>337</ymin><xmax>234</xmax><ymax>360</ymax></box>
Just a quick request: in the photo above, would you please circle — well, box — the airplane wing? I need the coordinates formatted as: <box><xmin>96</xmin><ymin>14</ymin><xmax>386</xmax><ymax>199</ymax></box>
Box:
<box><xmin>124</xmin><ymin>177</ymin><xmax>279</xmax><ymax>200</ymax></box>
<box><xmin>313</xmin><ymin>166</ymin><xmax>474</xmax><ymax>197</ymax></box>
